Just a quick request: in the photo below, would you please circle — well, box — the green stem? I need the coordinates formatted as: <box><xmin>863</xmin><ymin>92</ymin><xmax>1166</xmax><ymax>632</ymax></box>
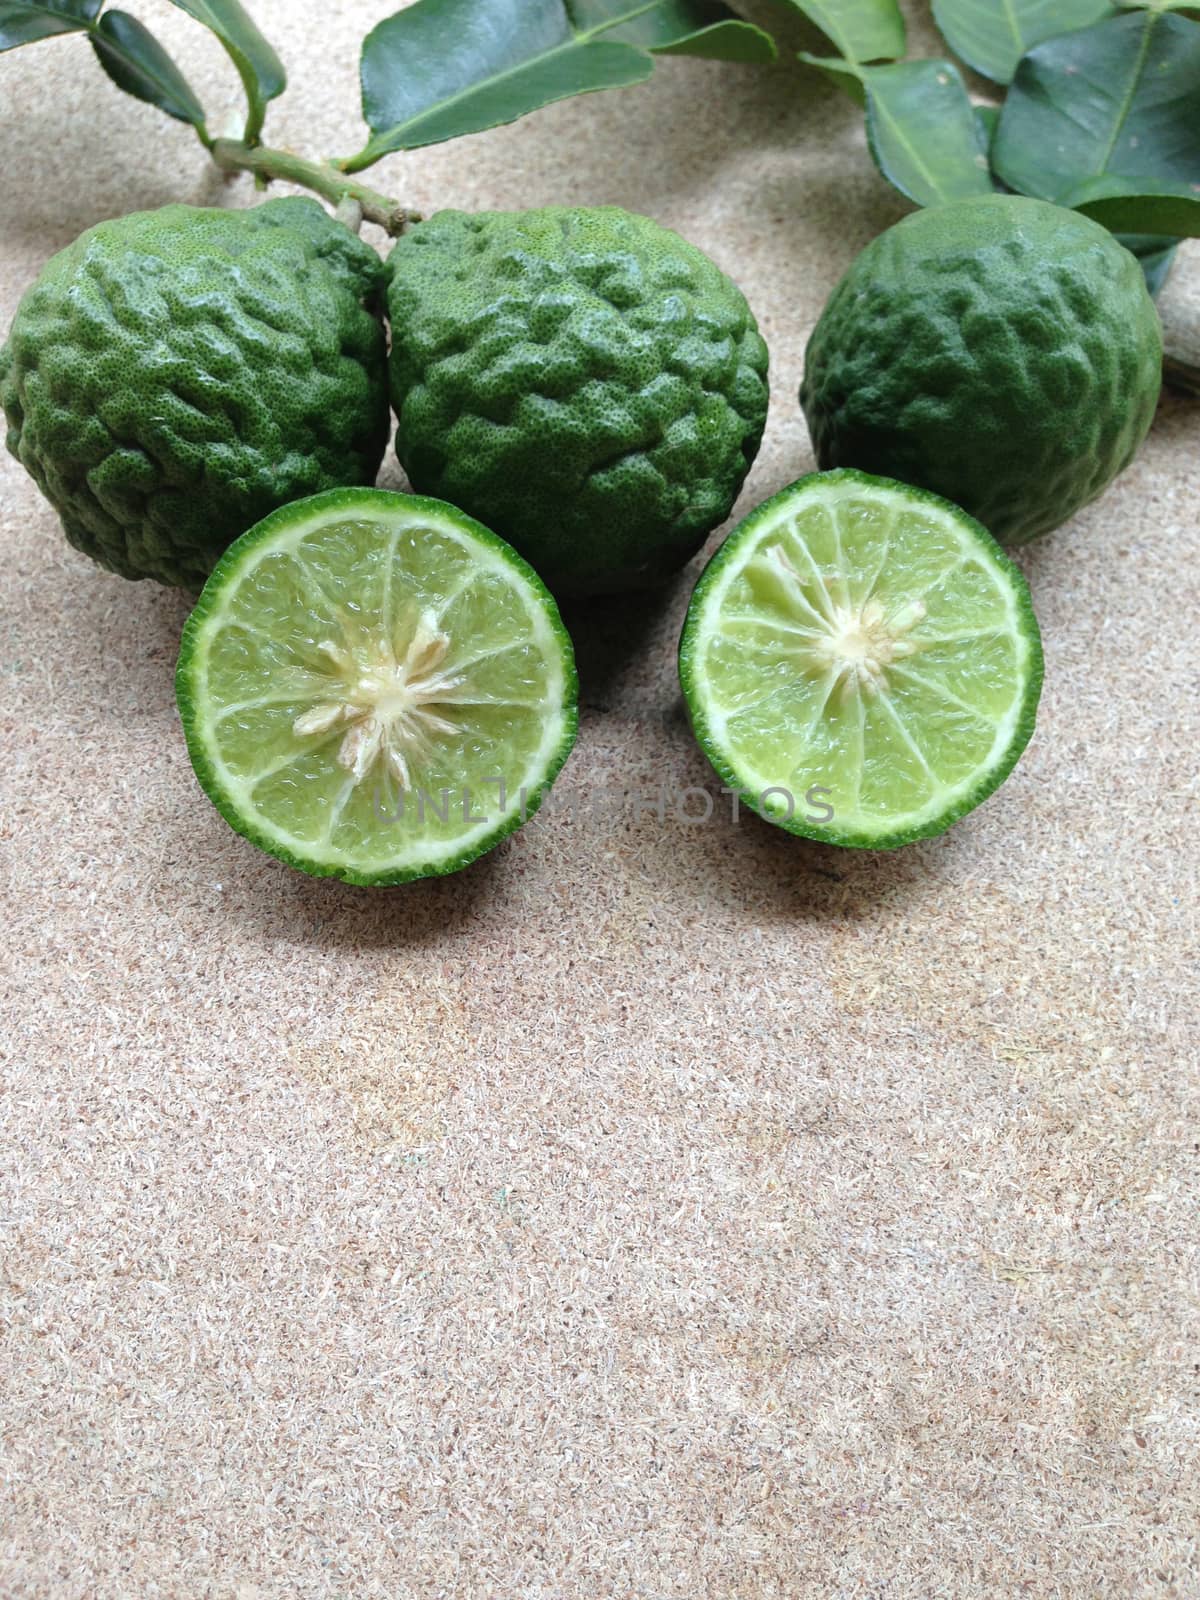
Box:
<box><xmin>210</xmin><ymin>140</ymin><xmax>420</xmax><ymax>235</ymax></box>
<box><xmin>336</xmin><ymin>144</ymin><xmax>383</xmax><ymax>177</ymax></box>
<box><xmin>239</xmin><ymin>83</ymin><xmax>266</xmax><ymax>150</ymax></box>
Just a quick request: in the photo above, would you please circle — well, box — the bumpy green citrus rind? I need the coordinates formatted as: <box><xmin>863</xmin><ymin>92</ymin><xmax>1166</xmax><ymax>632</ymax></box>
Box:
<box><xmin>386</xmin><ymin>206</ymin><xmax>770</xmax><ymax>596</ymax></box>
<box><xmin>800</xmin><ymin>195</ymin><xmax>1162</xmax><ymax>546</ymax></box>
<box><xmin>679</xmin><ymin>470</ymin><xmax>1044</xmax><ymax>850</ymax></box>
<box><xmin>1</xmin><ymin>199</ymin><xmax>390</xmax><ymax>588</ymax></box>
<box><xmin>176</xmin><ymin>488</ymin><xmax>579</xmax><ymax>886</ymax></box>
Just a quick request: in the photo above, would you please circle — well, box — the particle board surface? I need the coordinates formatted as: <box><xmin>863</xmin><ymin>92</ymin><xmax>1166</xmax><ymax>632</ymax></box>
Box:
<box><xmin>2</xmin><ymin>4</ymin><xmax>1197</xmax><ymax>1596</ymax></box>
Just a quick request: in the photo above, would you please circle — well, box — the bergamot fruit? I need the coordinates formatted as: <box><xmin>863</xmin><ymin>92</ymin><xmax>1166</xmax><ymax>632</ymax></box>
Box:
<box><xmin>385</xmin><ymin>206</ymin><xmax>770</xmax><ymax>596</ymax></box>
<box><xmin>176</xmin><ymin>488</ymin><xmax>577</xmax><ymax>885</ymax></box>
<box><xmin>800</xmin><ymin>195</ymin><xmax>1162</xmax><ymax>545</ymax></box>
<box><xmin>0</xmin><ymin>199</ymin><xmax>389</xmax><ymax>588</ymax></box>
<box><xmin>679</xmin><ymin>470</ymin><xmax>1043</xmax><ymax>848</ymax></box>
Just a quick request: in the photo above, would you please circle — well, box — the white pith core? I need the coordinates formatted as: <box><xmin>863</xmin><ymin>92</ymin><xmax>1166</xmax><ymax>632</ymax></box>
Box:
<box><xmin>770</xmin><ymin>544</ymin><xmax>927</xmax><ymax>698</ymax></box>
<box><xmin>291</xmin><ymin>607</ymin><xmax>463</xmax><ymax>788</ymax></box>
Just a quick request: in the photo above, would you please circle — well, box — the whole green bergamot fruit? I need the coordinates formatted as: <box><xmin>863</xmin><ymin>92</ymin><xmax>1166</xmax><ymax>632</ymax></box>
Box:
<box><xmin>385</xmin><ymin>206</ymin><xmax>770</xmax><ymax>595</ymax></box>
<box><xmin>0</xmin><ymin>199</ymin><xmax>389</xmax><ymax>587</ymax></box>
<box><xmin>800</xmin><ymin>195</ymin><xmax>1163</xmax><ymax>545</ymax></box>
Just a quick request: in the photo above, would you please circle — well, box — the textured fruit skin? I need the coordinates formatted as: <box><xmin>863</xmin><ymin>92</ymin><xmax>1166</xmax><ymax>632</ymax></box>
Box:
<box><xmin>0</xmin><ymin>199</ymin><xmax>389</xmax><ymax>587</ymax></box>
<box><xmin>800</xmin><ymin>196</ymin><xmax>1163</xmax><ymax>545</ymax></box>
<box><xmin>385</xmin><ymin>206</ymin><xmax>770</xmax><ymax>595</ymax></box>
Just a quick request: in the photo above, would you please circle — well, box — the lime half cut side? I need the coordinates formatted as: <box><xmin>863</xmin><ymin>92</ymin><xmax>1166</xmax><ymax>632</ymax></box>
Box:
<box><xmin>176</xmin><ymin>489</ymin><xmax>578</xmax><ymax>885</ymax></box>
<box><xmin>679</xmin><ymin>470</ymin><xmax>1043</xmax><ymax>849</ymax></box>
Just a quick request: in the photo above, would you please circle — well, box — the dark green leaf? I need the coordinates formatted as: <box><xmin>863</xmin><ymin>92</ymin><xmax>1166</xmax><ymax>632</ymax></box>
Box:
<box><xmin>165</xmin><ymin>0</ymin><xmax>285</xmax><ymax>120</ymax></box>
<box><xmin>973</xmin><ymin>102</ymin><xmax>998</xmax><ymax>154</ymax></box>
<box><xmin>801</xmin><ymin>56</ymin><xmax>995</xmax><ymax>207</ymax></box>
<box><xmin>91</xmin><ymin>9</ymin><xmax>208</xmax><ymax>127</ymax></box>
<box><xmin>974</xmin><ymin>105</ymin><xmax>1013</xmax><ymax>192</ymax></box>
<box><xmin>0</xmin><ymin>0</ymin><xmax>97</xmax><ymax>51</ymax></box>
<box><xmin>801</xmin><ymin>55</ymin><xmax>865</xmax><ymax>105</ymax></box>
<box><xmin>574</xmin><ymin>0</ymin><xmax>775</xmax><ymax>62</ymax></box>
<box><xmin>783</xmin><ymin>0</ymin><xmax>905</xmax><ymax>62</ymax></box>
<box><xmin>651</xmin><ymin>19</ymin><xmax>778</xmax><ymax>61</ymax></box>
<box><xmin>352</xmin><ymin>0</ymin><xmax>772</xmax><ymax>163</ymax></box>
<box><xmin>931</xmin><ymin>0</ymin><xmax>1114</xmax><ymax>86</ymax></box>
<box><xmin>1119</xmin><ymin>234</ymin><xmax>1178</xmax><ymax>298</ymax></box>
<box><xmin>1069</xmin><ymin>177</ymin><xmax>1200</xmax><ymax>237</ymax></box>
<box><xmin>993</xmin><ymin>12</ymin><xmax>1200</xmax><ymax>204</ymax></box>
<box><xmin>358</xmin><ymin>3</ymin><xmax>647</xmax><ymax>160</ymax></box>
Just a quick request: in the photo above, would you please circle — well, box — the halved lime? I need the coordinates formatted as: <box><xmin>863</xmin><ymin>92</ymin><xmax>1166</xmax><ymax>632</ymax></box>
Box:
<box><xmin>176</xmin><ymin>489</ymin><xmax>578</xmax><ymax>884</ymax></box>
<box><xmin>679</xmin><ymin>470</ymin><xmax>1043</xmax><ymax>849</ymax></box>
